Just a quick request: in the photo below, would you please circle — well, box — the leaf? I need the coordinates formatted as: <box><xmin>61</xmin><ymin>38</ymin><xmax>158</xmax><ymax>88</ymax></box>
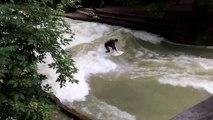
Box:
<box><xmin>13</xmin><ymin>82</ymin><xmax>18</xmax><ymax>88</ymax></box>
<box><xmin>7</xmin><ymin>80</ymin><xmax>16</xmax><ymax>85</ymax></box>
<box><xmin>32</xmin><ymin>114</ymin><xmax>37</xmax><ymax>120</ymax></box>
<box><xmin>14</xmin><ymin>94</ymin><xmax>19</xmax><ymax>101</ymax></box>
<box><xmin>19</xmin><ymin>93</ymin><xmax>25</xmax><ymax>100</ymax></box>
<box><xmin>26</xmin><ymin>111</ymin><xmax>31</xmax><ymax>119</ymax></box>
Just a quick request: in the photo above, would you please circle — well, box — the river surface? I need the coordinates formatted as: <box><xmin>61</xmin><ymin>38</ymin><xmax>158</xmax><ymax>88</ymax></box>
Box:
<box><xmin>40</xmin><ymin>18</ymin><xmax>213</xmax><ymax>120</ymax></box>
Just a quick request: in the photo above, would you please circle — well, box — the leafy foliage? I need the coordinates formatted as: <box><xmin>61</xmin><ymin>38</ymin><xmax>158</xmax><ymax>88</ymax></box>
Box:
<box><xmin>147</xmin><ymin>0</ymin><xmax>170</xmax><ymax>18</ymax></box>
<box><xmin>114</xmin><ymin>0</ymin><xmax>212</xmax><ymax>17</ymax></box>
<box><xmin>0</xmin><ymin>1</ymin><xmax>78</xmax><ymax>120</ymax></box>
<box><xmin>195</xmin><ymin>0</ymin><xmax>211</xmax><ymax>5</ymax></box>
<box><xmin>56</xmin><ymin>0</ymin><xmax>82</xmax><ymax>12</ymax></box>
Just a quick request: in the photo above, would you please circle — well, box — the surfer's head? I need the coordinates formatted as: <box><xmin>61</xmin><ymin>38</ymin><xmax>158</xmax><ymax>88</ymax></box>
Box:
<box><xmin>114</xmin><ymin>39</ymin><xmax>118</xmax><ymax>42</ymax></box>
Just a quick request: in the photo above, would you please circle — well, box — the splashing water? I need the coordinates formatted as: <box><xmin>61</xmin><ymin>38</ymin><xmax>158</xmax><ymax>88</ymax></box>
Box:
<box><xmin>40</xmin><ymin>18</ymin><xmax>213</xmax><ymax>120</ymax></box>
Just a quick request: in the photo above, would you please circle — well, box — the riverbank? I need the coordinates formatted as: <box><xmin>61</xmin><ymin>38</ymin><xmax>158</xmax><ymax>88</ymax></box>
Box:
<box><xmin>51</xmin><ymin>97</ymin><xmax>92</xmax><ymax>120</ymax></box>
<box><xmin>65</xmin><ymin>1</ymin><xmax>213</xmax><ymax>46</ymax></box>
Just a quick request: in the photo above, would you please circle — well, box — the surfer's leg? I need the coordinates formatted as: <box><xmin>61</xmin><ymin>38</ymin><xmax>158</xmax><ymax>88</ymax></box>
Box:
<box><xmin>105</xmin><ymin>45</ymin><xmax>110</xmax><ymax>53</ymax></box>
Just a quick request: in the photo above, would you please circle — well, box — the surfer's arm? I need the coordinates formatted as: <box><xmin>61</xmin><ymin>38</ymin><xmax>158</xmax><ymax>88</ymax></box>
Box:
<box><xmin>111</xmin><ymin>42</ymin><xmax>117</xmax><ymax>51</ymax></box>
<box><xmin>113</xmin><ymin>46</ymin><xmax>117</xmax><ymax>51</ymax></box>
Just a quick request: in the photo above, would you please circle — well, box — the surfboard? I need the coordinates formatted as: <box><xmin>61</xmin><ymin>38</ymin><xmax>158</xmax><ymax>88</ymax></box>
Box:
<box><xmin>111</xmin><ymin>50</ymin><xmax>124</xmax><ymax>56</ymax></box>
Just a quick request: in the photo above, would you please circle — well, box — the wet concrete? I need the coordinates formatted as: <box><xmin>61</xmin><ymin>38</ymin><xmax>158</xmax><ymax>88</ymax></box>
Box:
<box><xmin>171</xmin><ymin>96</ymin><xmax>213</xmax><ymax>120</ymax></box>
<box><xmin>53</xmin><ymin>97</ymin><xmax>91</xmax><ymax>120</ymax></box>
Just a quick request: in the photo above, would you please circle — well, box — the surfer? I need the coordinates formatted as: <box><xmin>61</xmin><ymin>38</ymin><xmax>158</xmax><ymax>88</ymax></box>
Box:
<box><xmin>104</xmin><ymin>39</ymin><xmax>118</xmax><ymax>53</ymax></box>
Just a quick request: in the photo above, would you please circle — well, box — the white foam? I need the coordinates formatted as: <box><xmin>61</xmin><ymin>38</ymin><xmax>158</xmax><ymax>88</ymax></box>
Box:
<box><xmin>196</xmin><ymin>57</ymin><xmax>213</xmax><ymax>70</ymax></box>
<box><xmin>73</xmin><ymin>96</ymin><xmax>136</xmax><ymax>120</ymax></box>
<box><xmin>39</xmin><ymin>19</ymin><xmax>119</xmax><ymax>102</ymax></box>
<box><xmin>62</xmin><ymin>18</ymin><xmax>111</xmax><ymax>49</ymax></box>
<box><xmin>63</xmin><ymin>18</ymin><xmax>165</xmax><ymax>48</ymax></box>
<box><xmin>74</xmin><ymin>48</ymin><xmax>118</xmax><ymax>75</ymax></box>
<box><xmin>94</xmin><ymin>101</ymin><xmax>136</xmax><ymax>120</ymax></box>
<box><xmin>38</xmin><ymin>54</ymin><xmax>89</xmax><ymax>102</ymax></box>
<box><xmin>156</xmin><ymin>55</ymin><xmax>213</xmax><ymax>94</ymax></box>
<box><xmin>39</xmin><ymin>45</ymin><xmax>118</xmax><ymax>103</ymax></box>
<box><xmin>123</xmin><ymin>29</ymin><xmax>164</xmax><ymax>44</ymax></box>
<box><xmin>171</xmin><ymin>56</ymin><xmax>213</xmax><ymax>72</ymax></box>
<box><xmin>126</xmin><ymin>53</ymin><xmax>213</xmax><ymax>94</ymax></box>
<box><xmin>159</xmin><ymin>77</ymin><xmax>213</xmax><ymax>94</ymax></box>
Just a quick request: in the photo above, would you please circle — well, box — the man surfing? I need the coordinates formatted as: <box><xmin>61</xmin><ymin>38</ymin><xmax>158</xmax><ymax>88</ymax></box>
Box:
<box><xmin>104</xmin><ymin>38</ymin><xmax>118</xmax><ymax>53</ymax></box>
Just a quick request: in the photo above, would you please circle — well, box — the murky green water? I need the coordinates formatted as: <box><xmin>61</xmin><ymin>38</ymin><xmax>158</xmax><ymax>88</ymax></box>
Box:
<box><xmin>44</xmin><ymin>18</ymin><xmax>213</xmax><ymax>120</ymax></box>
<box><xmin>89</xmin><ymin>75</ymin><xmax>209</xmax><ymax>120</ymax></box>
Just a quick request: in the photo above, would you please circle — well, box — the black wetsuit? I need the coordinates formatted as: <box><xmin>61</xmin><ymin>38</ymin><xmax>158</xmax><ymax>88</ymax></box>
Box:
<box><xmin>104</xmin><ymin>39</ymin><xmax>117</xmax><ymax>53</ymax></box>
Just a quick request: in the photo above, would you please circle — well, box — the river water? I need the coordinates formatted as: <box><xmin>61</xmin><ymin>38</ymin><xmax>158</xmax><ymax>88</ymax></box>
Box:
<box><xmin>40</xmin><ymin>18</ymin><xmax>213</xmax><ymax>120</ymax></box>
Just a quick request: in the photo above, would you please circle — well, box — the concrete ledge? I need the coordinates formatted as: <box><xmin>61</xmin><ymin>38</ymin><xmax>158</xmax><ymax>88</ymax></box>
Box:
<box><xmin>171</xmin><ymin>96</ymin><xmax>213</xmax><ymax>120</ymax></box>
<box><xmin>54</xmin><ymin>97</ymin><xmax>91</xmax><ymax>120</ymax></box>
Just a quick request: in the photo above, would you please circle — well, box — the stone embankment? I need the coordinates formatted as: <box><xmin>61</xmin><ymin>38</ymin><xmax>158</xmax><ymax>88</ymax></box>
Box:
<box><xmin>53</xmin><ymin>97</ymin><xmax>91</xmax><ymax>120</ymax></box>
<box><xmin>171</xmin><ymin>96</ymin><xmax>213</xmax><ymax>120</ymax></box>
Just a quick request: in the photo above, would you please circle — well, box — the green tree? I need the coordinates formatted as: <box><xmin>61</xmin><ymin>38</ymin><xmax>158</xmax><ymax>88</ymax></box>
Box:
<box><xmin>0</xmin><ymin>0</ymin><xmax>78</xmax><ymax>119</ymax></box>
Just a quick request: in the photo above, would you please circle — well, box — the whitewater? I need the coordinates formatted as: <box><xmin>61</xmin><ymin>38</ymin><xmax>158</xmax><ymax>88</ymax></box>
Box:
<box><xmin>39</xmin><ymin>18</ymin><xmax>213</xmax><ymax>120</ymax></box>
